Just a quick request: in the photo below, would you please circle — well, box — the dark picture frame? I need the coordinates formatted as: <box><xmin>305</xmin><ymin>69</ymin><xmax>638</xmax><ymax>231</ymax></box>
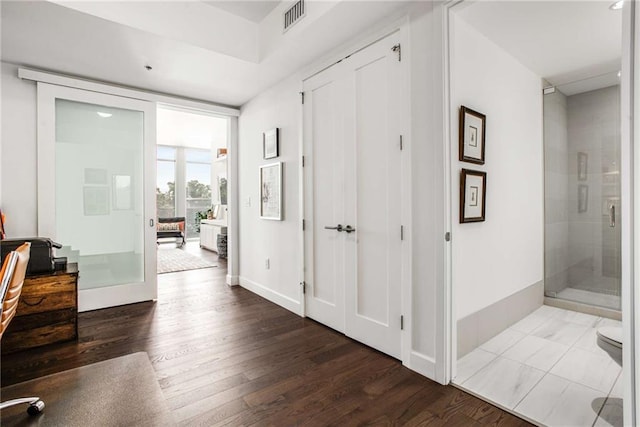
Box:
<box><xmin>263</xmin><ymin>128</ymin><xmax>280</xmax><ymax>159</ymax></box>
<box><xmin>459</xmin><ymin>106</ymin><xmax>486</xmax><ymax>164</ymax></box>
<box><xmin>460</xmin><ymin>169</ymin><xmax>487</xmax><ymax>223</ymax></box>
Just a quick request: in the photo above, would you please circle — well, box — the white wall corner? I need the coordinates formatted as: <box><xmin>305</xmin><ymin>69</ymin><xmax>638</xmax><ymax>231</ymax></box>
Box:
<box><xmin>226</xmin><ymin>274</ymin><xmax>240</xmax><ymax>287</ymax></box>
<box><xmin>239</xmin><ymin>276</ymin><xmax>303</xmax><ymax>316</ymax></box>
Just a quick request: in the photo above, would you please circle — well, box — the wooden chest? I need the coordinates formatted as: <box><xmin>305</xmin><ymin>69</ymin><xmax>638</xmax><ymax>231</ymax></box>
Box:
<box><xmin>2</xmin><ymin>263</ymin><xmax>78</xmax><ymax>353</ymax></box>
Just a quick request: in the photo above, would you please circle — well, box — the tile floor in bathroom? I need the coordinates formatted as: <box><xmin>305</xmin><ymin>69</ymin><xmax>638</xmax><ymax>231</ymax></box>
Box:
<box><xmin>454</xmin><ymin>305</ymin><xmax>622</xmax><ymax>427</ymax></box>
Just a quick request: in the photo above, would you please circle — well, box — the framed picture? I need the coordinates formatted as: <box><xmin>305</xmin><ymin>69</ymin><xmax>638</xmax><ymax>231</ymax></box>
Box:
<box><xmin>578</xmin><ymin>184</ymin><xmax>589</xmax><ymax>213</ymax></box>
<box><xmin>460</xmin><ymin>169</ymin><xmax>487</xmax><ymax>223</ymax></box>
<box><xmin>263</xmin><ymin>128</ymin><xmax>280</xmax><ymax>159</ymax></box>
<box><xmin>83</xmin><ymin>186</ymin><xmax>110</xmax><ymax>216</ymax></box>
<box><xmin>578</xmin><ymin>152</ymin><xmax>588</xmax><ymax>181</ymax></box>
<box><xmin>459</xmin><ymin>106</ymin><xmax>486</xmax><ymax>164</ymax></box>
<box><xmin>260</xmin><ymin>162</ymin><xmax>282</xmax><ymax>220</ymax></box>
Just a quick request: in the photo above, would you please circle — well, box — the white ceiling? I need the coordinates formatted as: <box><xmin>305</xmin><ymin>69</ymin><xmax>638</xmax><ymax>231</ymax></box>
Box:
<box><xmin>202</xmin><ymin>1</ymin><xmax>281</xmax><ymax>23</ymax></box>
<box><xmin>1</xmin><ymin>1</ymin><xmax>412</xmax><ymax>107</ymax></box>
<box><xmin>455</xmin><ymin>1</ymin><xmax>622</xmax><ymax>94</ymax></box>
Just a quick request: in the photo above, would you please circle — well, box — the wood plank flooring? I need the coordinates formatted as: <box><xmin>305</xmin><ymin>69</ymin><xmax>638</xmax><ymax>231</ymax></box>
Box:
<box><xmin>1</xmin><ymin>254</ymin><xmax>531</xmax><ymax>426</ymax></box>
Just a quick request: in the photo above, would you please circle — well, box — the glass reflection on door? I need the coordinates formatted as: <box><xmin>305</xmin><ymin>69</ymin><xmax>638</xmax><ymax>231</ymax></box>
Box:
<box><xmin>55</xmin><ymin>99</ymin><xmax>145</xmax><ymax>290</ymax></box>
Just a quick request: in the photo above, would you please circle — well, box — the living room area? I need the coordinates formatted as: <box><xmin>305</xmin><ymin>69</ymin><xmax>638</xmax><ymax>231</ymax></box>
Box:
<box><xmin>155</xmin><ymin>106</ymin><xmax>229</xmax><ymax>275</ymax></box>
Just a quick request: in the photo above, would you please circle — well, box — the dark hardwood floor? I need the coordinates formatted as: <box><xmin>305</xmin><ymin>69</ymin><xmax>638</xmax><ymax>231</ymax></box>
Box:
<box><xmin>1</xmin><ymin>252</ymin><xmax>530</xmax><ymax>426</ymax></box>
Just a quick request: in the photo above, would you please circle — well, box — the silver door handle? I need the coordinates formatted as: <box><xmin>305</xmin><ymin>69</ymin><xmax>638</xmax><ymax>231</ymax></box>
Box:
<box><xmin>343</xmin><ymin>225</ymin><xmax>356</xmax><ymax>233</ymax></box>
<box><xmin>150</xmin><ymin>219</ymin><xmax>155</xmax><ymax>227</ymax></box>
<box><xmin>324</xmin><ymin>224</ymin><xmax>343</xmax><ymax>232</ymax></box>
<box><xmin>610</xmin><ymin>205</ymin><xmax>615</xmax><ymax>228</ymax></box>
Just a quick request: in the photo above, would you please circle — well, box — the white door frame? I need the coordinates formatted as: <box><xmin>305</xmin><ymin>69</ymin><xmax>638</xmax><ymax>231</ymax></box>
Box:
<box><xmin>443</xmin><ymin>0</ymin><xmax>638</xmax><ymax>422</ymax></box>
<box><xmin>624</xmin><ymin>1</ymin><xmax>638</xmax><ymax>423</ymax></box>
<box><xmin>36</xmin><ymin>82</ymin><xmax>158</xmax><ymax>311</ymax></box>
<box><xmin>300</xmin><ymin>22</ymin><xmax>412</xmax><ymax>366</ymax></box>
<box><xmin>440</xmin><ymin>0</ymin><xmax>460</xmax><ymax>385</ymax></box>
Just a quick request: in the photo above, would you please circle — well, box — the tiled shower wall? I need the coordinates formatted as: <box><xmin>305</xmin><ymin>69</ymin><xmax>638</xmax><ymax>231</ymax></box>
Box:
<box><xmin>566</xmin><ymin>85</ymin><xmax>621</xmax><ymax>295</ymax></box>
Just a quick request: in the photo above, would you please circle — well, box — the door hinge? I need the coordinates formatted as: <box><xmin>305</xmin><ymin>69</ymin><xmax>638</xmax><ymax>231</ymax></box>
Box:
<box><xmin>400</xmin><ymin>315</ymin><xmax>404</xmax><ymax>330</ymax></box>
<box><xmin>302</xmin><ymin>155</ymin><xmax>305</xmax><ymax>167</ymax></box>
<box><xmin>300</xmin><ymin>91</ymin><xmax>305</xmax><ymax>104</ymax></box>
<box><xmin>302</xmin><ymin>219</ymin><xmax>306</xmax><ymax>231</ymax></box>
<box><xmin>391</xmin><ymin>44</ymin><xmax>401</xmax><ymax>62</ymax></box>
<box><xmin>400</xmin><ymin>135</ymin><xmax>403</xmax><ymax>151</ymax></box>
<box><xmin>400</xmin><ymin>225</ymin><xmax>404</xmax><ymax>241</ymax></box>
<box><xmin>445</xmin><ymin>232</ymin><xmax>451</xmax><ymax>242</ymax></box>
<box><xmin>301</xmin><ymin>281</ymin><xmax>306</xmax><ymax>294</ymax></box>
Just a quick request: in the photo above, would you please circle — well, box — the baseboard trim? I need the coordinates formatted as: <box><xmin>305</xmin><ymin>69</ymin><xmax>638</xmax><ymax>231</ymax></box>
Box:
<box><xmin>226</xmin><ymin>274</ymin><xmax>239</xmax><ymax>286</ymax></box>
<box><xmin>408</xmin><ymin>351</ymin><xmax>438</xmax><ymax>383</ymax></box>
<box><xmin>457</xmin><ymin>280</ymin><xmax>543</xmax><ymax>358</ymax></box>
<box><xmin>239</xmin><ymin>277</ymin><xmax>302</xmax><ymax>316</ymax></box>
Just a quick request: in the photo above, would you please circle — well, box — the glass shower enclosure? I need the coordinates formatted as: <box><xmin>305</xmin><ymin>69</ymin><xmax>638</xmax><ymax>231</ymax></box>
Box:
<box><xmin>543</xmin><ymin>77</ymin><xmax>621</xmax><ymax>312</ymax></box>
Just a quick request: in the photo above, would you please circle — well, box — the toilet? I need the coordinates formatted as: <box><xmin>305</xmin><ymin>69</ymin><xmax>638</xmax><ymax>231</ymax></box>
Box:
<box><xmin>597</xmin><ymin>327</ymin><xmax>623</xmax><ymax>366</ymax></box>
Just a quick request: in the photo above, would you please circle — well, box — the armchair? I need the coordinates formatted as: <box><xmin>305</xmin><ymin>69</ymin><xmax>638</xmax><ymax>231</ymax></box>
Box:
<box><xmin>0</xmin><ymin>242</ymin><xmax>45</xmax><ymax>416</ymax></box>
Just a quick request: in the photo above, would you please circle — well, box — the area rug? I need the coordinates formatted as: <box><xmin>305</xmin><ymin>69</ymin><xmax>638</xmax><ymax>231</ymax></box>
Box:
<box><xmin>157</xmin><ymin>248</ymin><xmax>217</xmax><ymax>274</ymax></box>
<box><xmin>0</xmin><ymin>352</ymin><xmax>174</xmax><ymax>426</ymax></box>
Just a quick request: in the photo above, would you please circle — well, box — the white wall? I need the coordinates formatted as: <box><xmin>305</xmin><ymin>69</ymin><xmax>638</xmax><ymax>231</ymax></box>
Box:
<box><xmin>408</xmin><ymin>2</ymin><xmax>444</xmax><ymax>376</ymax></box>
<box><xmin>1</xmin><ymin>62</ymin><xmax>38</xmax><ymax>237</ymax></box>
<box><xmin>237</xmin><ymin>74</ymin><xmax>303</xmax><ymax>314</ymax></box>
<box><xmin>451</xmin><ymin>16</ymin><xmax>544</xmax><ymax>320</ymax></box>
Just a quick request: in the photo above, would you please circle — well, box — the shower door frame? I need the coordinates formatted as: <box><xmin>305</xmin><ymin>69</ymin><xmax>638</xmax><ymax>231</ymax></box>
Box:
<box><xmin>622</xmin><ymin>0</ymin><xmax>637</xmax><ymax>423</ymax></box>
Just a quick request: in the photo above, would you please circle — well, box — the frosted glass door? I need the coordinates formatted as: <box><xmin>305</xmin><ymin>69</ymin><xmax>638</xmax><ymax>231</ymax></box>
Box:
<box><xmin>37</xmin><ymin>83</ymin><xmax>157</xmax><ymax>311</ymax></box>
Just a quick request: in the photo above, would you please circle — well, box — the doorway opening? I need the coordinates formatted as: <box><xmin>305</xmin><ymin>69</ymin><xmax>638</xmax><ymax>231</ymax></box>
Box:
<box><xmin>156</xmin><ymin>106</ymin><xmax>229</xmax><ymax>275</ymax></box>
<box><xmin>447</xmin><ymin>1</ymin><xmax>625</xmax><ymax>426</ymax></box>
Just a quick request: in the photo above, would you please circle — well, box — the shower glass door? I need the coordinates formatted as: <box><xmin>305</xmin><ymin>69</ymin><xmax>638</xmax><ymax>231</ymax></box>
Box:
<box><xmin>543</xmin><ymin>77</ymin><xmax>621</xmax><ymax>311</ymax></box>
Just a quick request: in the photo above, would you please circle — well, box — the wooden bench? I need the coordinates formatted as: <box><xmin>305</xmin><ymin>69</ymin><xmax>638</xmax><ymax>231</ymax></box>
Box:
<box><xmin>157</xmin><ymin>217</ymin><xmax>186</xmax><ymax>247</ymax></box>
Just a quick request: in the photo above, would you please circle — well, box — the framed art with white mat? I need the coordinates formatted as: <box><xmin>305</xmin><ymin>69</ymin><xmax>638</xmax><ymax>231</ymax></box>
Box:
<box><xmin>460</xmin><ymin>169</ymin><xmax>486</xmax><ymax>223</ymax></box>
<box><xmin>459</xmin><ymin>106</ymin><xmax>486</xmax><ymax>164</ymax></box>
<box><xmin>260</xmin><ymin>162</ymin><xmax>282</xmax><ymax>220</ymax></box>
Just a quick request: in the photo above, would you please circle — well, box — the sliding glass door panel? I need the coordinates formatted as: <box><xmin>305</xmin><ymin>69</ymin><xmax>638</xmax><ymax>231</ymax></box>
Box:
<box><xmin>37</xmin><ymin>83</ymin><xmax>157</xmax><ymax>311</ymax></box>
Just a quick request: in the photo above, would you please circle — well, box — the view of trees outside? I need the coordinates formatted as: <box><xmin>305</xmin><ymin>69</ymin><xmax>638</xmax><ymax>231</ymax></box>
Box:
<box><xmin>186</xmin><ymin>159</ymin><xmax>212</xmax><ymax>239</ymax></box>
<box><xmin>185</xmin><ymin>179</ymin><xmax>211</xmax><ymax>238</ymax></box>
<box><xmin>157</xmin><ymin>147</ymin><xmax>212</xmax><ymax>240</ymax></box>
<box><xmin>157</xmin><ymin>149</ymin><xmax>176</xmax><ymax>219</ymax></box>
<box><xmin>157</xmin><ymin>181</ymin><xmax>175</xmax><ymax>219</ymax></box>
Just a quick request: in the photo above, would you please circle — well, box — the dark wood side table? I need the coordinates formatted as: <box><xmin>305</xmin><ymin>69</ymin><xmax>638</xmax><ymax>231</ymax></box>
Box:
<box><xmin>1</xmin><ymin>263</ymin><xmax>79</xmax><ymax>353</ymax></box>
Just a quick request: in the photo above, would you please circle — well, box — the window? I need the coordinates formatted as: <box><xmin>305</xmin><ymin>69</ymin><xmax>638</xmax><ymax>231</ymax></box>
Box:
<box><xmin>185</xmin><ymin>148</ymin><xmax>212</xmax><ymax>239</ymax></box>
<box><xmin>157</xmin><ymin>146</ymin><xmax>176</xmax><ymax>218</ymax></box>
<box><xmin>156</xmin><ymin>106</ymin><xmax>227</xmax><ymax>241</ymax></box>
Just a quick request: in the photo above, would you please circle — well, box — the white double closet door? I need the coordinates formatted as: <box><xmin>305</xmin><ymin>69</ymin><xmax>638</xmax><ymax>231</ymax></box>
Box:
<box><xmin>303</xmin><ymin>32</ymin><xmax>403</xmax><ymax>359</ymax></box>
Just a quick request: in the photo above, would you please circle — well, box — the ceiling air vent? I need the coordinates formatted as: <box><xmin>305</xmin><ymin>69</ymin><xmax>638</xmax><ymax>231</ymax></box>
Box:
<box><xmin>284</xmin><ymin>0</ymin><xmax>305</xmax><ymax>33</ymax></box>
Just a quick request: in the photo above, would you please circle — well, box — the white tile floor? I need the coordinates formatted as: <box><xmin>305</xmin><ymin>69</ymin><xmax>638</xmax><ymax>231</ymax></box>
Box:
<box><xmin>454</xmin><ymin>305</ymin><xmax>622</xmax><ymax>427</ymax></box>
